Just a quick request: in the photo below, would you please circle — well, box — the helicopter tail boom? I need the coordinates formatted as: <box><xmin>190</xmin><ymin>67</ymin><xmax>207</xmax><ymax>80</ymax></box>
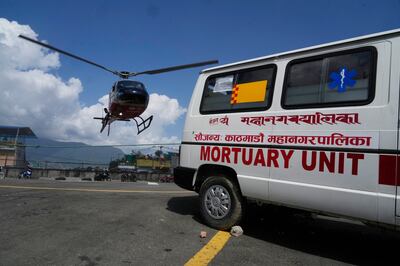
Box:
<box><xmin>93</xmin><ymin>114</ymin><xmax>111</xmax><ymax>135</ymax></box>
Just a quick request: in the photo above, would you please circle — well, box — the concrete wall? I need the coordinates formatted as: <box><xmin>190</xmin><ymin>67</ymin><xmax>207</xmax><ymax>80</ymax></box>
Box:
<box><xmin>0</xmin><ymin>146</ymin><xmax>25</xmax><ymax>167</ymax></box>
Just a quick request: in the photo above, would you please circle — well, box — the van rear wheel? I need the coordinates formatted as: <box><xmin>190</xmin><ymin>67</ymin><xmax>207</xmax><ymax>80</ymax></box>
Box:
<box><xmin>199</xmin><ymin>175</ymin><xmax>244</xmax><ymax>230</ymax></box>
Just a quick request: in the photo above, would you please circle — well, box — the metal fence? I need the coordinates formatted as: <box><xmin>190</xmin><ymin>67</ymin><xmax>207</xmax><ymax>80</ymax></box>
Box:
<box><xmin>1</xmin><ymin>166</ymin><xmax>174</xmax><ymax>183</ymax></box>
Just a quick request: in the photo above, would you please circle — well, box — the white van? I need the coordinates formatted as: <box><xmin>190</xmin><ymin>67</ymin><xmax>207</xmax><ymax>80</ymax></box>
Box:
<box><xmin>174</xmin><ymin>29</ymin><xmax>400</xmax><ymax>230</ymax></box>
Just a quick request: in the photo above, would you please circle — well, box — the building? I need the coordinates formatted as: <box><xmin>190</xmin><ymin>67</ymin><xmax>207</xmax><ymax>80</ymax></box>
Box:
<box><xmin>0</xmin><ymin>126</ymin><xmax>36</xmax><ymax>168</ymax></box>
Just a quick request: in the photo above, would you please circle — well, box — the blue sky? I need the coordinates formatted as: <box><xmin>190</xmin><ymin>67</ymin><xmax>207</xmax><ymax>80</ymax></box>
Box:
<box><xmin>1</xmin><ymin>0</ymin><xmax>399</xmax><ymax>142</ymax></box>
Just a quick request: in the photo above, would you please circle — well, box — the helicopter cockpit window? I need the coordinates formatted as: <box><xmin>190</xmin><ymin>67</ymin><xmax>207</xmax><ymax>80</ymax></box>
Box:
<box><xmin>118</xmin><ymin>80</ymin><xmax>144</xmax><ymax>90</ymax></box>
<box><xmin>200</xmin><ymin>64</ymin><xmax>276</xmax><ymax>114</ymax></box>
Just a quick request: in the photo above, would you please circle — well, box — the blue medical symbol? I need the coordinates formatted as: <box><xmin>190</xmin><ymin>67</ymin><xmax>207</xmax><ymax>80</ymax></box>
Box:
<box><xmin>328</xmin><ymin>67</ymin><xmax>357</xmax><ymax>93</ymax></box>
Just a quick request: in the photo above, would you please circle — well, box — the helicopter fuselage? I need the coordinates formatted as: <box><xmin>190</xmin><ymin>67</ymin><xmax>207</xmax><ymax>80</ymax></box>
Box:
<box><xmin>108</xmin><ymin>80</ymin><xmax>149</xmax><ymax>120</ymax></box>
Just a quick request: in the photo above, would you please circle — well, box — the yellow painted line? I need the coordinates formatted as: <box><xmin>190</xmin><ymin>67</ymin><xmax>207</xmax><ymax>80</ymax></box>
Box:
<box><xmin>0</xmin><ymin>185</ymin><xmax>194</xmax><ymax>194</ymax></box>
<box><xmin>185</xmin><ymin>231</ymin><xmax>231</xmax><ymax>266</ymax></box>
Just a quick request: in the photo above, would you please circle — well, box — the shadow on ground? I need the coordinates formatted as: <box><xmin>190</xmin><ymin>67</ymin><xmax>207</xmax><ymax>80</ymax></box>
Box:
<box><xmin>242</xmin><ymin>204</ymin><xmax>400</xmax><ymax>266</ymax></box>
<box><xmin>167</xmin><ymin>196</ymin><xmax>399</xmax><ymax>265</ymax></box>
<box><xmin>166</xmin><ymin>195</ymin><xmax>203</xmax><ymax>223</ymax></box>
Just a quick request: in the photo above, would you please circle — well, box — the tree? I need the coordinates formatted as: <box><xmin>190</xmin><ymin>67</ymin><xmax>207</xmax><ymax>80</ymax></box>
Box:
<box><xmin>155</xmin><ymin>150</ymin><xmax>163</xmax><ymax>158</ymax></box>
<box><xmin>109</xmin><ymin>159</ymin><xmax>119</xmax><ymax>170</ymax></box>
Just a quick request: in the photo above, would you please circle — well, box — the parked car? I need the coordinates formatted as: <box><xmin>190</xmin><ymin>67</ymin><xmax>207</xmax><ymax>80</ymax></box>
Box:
<box><xmin>94</xmin><ymin>171</ymin><xmax>111</xmax><ymax>181</ymax></box>
<box><xmin>121</xmin><ymin>172</ymin><xmax>137</xmax><ymax>182</ymax></box>
<box><xmin>159</xmin><ymin>175</ymin><xmax>174</xmax><ymax>183</ymax></box>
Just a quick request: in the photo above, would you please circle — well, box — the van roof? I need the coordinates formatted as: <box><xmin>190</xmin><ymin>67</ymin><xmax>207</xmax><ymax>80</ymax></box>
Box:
<box><xmin>202</xmin><ymin>28</ymin><xmax>400</xmax><ymax>73</ymax></box>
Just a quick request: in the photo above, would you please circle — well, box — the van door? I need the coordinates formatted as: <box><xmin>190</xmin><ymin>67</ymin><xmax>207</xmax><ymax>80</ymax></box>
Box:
<box><xmin>396</xmin><ymin>142</ymin><xmax>400</xmax><ymax>217</ymax></box>
<box><xmin>268</xmin><ymin>41</ymin><xmax>393</xmax><ymax>223</ymax></box>
<box><xmin>397</xmin><ymin>69</ymin><xmax>400</xmax><ymax>217</ymax></box>
<box><xmin>393</xmin><ymin>38</ymin><xmax>400</xmax><ymax>218</ymax></box>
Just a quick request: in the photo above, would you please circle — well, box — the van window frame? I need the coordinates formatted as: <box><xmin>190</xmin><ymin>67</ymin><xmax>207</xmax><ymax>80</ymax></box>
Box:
<box><xmin>199</xmin><ymin>64</ymin><xmax>277</xmax><ymax>115</ymax></box>
<box><xmin>281</xmin><ymin>46</ymin><xmax>377</xmax><ymax>110</ymax></box>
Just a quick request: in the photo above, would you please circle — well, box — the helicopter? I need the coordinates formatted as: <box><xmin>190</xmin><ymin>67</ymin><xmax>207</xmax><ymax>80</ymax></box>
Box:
<box><xmin>18</xmin><ymin>35</ymin><xmax>218</xmax><ymax>135</ymax></box>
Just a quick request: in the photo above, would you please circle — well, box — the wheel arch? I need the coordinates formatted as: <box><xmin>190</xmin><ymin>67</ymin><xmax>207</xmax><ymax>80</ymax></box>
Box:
<box><xmin>194</xmin><ymin>164</ymin><xmax>242</xmax><ymax>195</ymax></box>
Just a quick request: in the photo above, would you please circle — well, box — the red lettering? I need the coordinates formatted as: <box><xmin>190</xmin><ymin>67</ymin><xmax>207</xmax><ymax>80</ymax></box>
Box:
<box><xmin>201</xmin><ymin>146</ymin><xmax>364</xmax><ymax>176</ymax></box>
<box><xmin>338</xmin><ymin>152</ymin><xmax>345</xmax><ymax>174</ymax></box>
<box><xmin>211</xmin><ymin>146</ymin><xmax>220</xmax><ymax>162</ymax></box>
<box><xmin>319</xmin><ymin>152</ymin><xmax>335</xmax><ymax>173</ymax></box>
<box><xmin>347</xmin><ymin>153</ymin><xmax>364</xmax><ymax>175</ymax></box>
<box><xmin>302</xmin><ymin>151</ymin><xmax>317</xmax><ymax>171</ymax></box>
<box><xmin>200</xmin><ymin>146</ymin><xmax>210</xmax><ymax>161</ymax></box>
<box><xmin>231</xmin><ymin>147</ymin><xmax>241</xmax><ymax>164</ymax></box>
<box><xmin>242</xmin><ymin>148</ymin><xmax>253</xmax><ymax>165</ymax></box>
<box><xmin>267</xmin><ymin>149</ymin><xmax>279</xmax><ymax>168</ymax></box>
<box><xmin>253</xmin><ymin>149</ymin><xmax>266</xmax><ymax>166</ymax></box>
<box><xmin>221</xmin><ymin>147</ymin><xmax>231</xmax><ymax>163</ymax></box>
<box><xmin>280</xmin><ymin>149</ymin><xmax>294</xmax><ymax>169</ymax></box>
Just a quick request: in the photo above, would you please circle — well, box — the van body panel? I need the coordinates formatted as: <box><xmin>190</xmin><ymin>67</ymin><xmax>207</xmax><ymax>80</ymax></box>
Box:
<box><xmin>394</xmin><ymin>37</ymin><xmax>400</xmax><ymax>218</ymax></box>
<box><xmin>267</xmin><ymin>41</ymin><xmax>395</xmax><ymax>223</ymax></box>
<box><xmin>177</xmin><ymin>30</ymin><xmax>400</xmax><ymax>228</ymax></box>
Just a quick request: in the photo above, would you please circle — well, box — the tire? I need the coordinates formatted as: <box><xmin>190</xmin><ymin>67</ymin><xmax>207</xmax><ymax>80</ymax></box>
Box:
<box><xmin>199</xmin><ymin>175</ymin><xmax>244</xmax><ymax>230</ymax></box>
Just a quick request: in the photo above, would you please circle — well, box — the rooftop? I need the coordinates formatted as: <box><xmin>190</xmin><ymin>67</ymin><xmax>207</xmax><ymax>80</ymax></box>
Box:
<box><xmin>0</xmin><ymin>126</ymin><xmax>37</xmax><ymax>138</ymax></box>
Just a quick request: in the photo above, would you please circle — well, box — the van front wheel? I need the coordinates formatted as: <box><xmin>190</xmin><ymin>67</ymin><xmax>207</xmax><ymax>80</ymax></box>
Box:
<box><xmin>199</xmin><ymin>176</ymin><xmax>244</xmax><ymax>230</ymax></box>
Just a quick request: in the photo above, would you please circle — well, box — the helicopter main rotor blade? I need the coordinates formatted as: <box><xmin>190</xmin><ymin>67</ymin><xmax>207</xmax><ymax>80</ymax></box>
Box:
<box><xmin>19</xmin><ymin>35</ymin><xmax>118</xmax><ymax>76</ymax></box>
<box><xmin>131</xmin><ymin>60</ymin><xmax>219</xmax><ymax>77</ymax></box>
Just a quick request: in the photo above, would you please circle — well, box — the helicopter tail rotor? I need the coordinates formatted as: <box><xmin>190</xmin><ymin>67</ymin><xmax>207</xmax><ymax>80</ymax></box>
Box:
<box><xmin>94</xmin><ymin>112</ymin><xmax>111</xmax><ymax>134</ymax></box>
<box><xmin>97</xmin><ymin>118</ymin><xmax>108</xmax><ymax>134</ymax></box>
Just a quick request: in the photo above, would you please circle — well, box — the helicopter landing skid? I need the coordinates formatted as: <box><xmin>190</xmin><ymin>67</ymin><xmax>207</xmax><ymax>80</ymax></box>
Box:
<box><xmin>133</xmin><ymin>115</ymin><xmax>153</xmax><ymax>135</ymax></box>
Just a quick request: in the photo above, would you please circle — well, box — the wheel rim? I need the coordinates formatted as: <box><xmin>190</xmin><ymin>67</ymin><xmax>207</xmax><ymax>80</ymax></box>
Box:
<box><xmin>204</xmin><ymin>185</ymin><xmax>231</xmax><ymax>219</ymax></box>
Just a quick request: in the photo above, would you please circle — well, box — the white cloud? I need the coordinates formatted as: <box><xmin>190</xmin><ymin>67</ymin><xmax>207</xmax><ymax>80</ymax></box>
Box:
<box><xmin>0</xmin><ymin>18</ymin><xmax>186</xmax><ymax>148</ymax></box>
<box><xmin>0</xmin><ymin>18</ymin><xmax>60</xmax><ymax>71</ymax></box>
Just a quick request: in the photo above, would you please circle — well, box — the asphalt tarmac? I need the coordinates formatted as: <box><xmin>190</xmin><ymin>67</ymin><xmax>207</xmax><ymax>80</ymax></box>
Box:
<box><xmin>0</xmin><ymin>179</ymin><xmax>399</xmax><ymax>266</ymax></box>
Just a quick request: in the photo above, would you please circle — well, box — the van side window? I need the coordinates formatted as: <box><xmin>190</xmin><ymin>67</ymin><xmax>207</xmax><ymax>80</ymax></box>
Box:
<box><xmin>282</xmin><ymin>47</ymin><xmax>376</xmax><ymax>109</ymax></box>
<box><xmin>200</xmin><ymin>65</ymin><xmax>276</xmax><ymax>114</ymax></box>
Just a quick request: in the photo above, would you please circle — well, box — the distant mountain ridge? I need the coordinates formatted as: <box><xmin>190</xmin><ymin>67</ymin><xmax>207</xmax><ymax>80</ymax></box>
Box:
<box><xmin>25</xmin><ymin>138</ymin><xmax>125</xmax><ymax>169</ymax></box>
<box><xmin>132</xmin><ymin>146</ymin><xmax>179</xmax><ymax>157</ymax></box>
